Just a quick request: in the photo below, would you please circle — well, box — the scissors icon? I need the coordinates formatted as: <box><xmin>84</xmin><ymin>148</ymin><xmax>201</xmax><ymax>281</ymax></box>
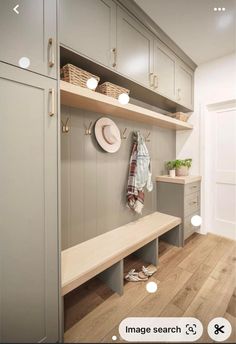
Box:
<box><xmin>214</xmin><ymin>324</ymin><xmax>225</xmax><ymax>335</ymax></box>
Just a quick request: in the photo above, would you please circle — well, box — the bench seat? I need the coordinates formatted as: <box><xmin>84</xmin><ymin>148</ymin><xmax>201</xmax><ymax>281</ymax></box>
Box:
<box><xmin>61</xmin><ymin>211</ymin><xmax>181</xmax><ymax>296</ymax></box>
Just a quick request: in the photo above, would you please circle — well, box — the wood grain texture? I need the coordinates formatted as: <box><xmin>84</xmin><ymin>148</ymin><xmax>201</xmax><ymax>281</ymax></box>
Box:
<box><xmin>65</xmin><ymin>276</ymin><xmax>158</xmax><ymax>343</ymax></box>
<box><xmin>60</xmin><ymin>81</ymin><xmax>193</xmax><ymax>130</ymax></box>
<box><xmin>183</xmin><ymin>243</ymin><xmax>236</xmax><ymax>342</ymax></box>
<box><xmin>97</xmin><ymin>267</ymin><xmax>191</xmax><ymax>344</ymax></box>
<box><xmin>226</xmin><ymin>288</ymin><xmax>236</xmax><ymax>317</ymax></box>
<box><xmin>64</xmin><ymin>234</ymin><xmax>236</xmax><ymax>343</ymax></box>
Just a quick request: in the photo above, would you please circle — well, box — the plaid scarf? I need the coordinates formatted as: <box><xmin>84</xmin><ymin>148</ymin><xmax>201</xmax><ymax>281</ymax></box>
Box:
<box><xmin>127</xmin><ymin>132</ymin><xmax>152</xmax><ymax>214</ymax></box>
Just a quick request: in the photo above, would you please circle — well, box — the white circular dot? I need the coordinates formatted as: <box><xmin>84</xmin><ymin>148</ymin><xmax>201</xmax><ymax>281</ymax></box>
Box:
<box><xmin>18</xmin><ymin>57</ymin><xmax>30</xmax><ymax>69</ymax></box>
<box><xmin>118</xmin><ymin>93</ymin><xmax>130</xmax><ymax>105</ymax></box>
<box><xmin>191</xmin><ymin>215</ymin><xmax>202</xmax><ymax>227</ymax></box>
<box><xmin>86</xmin><ymin>77</ymin><xmax>98</xmax><ymax>90</ymax></box>
<box><xmin>214</xmin><ymin>7</ymin><xmax>218</xmax><ymax>11</ymax></box>
<box><xmin>222</xmin><ymin>7</ymin><xmax>225</xmax><ymax>11</ymax></box>
<box><xmin>112</xmin><ymin>335</ymin><xmax>117</xmax><ymax>341</ymax></box>
<box><xmin>146</xmin><ymin>281</ymin><xmax>158</xmax><ymax>293</ymax></box>
<box><xmin>218</xmin><ymin>7</ymin><xmax>222</xmax><ymax>11</ymax></box>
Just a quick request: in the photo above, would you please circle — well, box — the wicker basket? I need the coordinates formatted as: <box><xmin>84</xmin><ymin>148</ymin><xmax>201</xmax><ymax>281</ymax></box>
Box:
<box><xmin>170</xmin><ymin>112</ymin><xmax>189</xmax><ymax>122</ymax></box>
<box><xmin>60</xmin><ymin>64</ymin><xmax>100</xmax><ymax>89</ymax></box>
<box><xmin>97</xmin><ymin>82</ymin><xmax>130</xmax><ymax>99</ymax></box>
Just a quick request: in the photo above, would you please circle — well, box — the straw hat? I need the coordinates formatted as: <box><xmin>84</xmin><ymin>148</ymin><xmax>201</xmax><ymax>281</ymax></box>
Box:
<box><xmin>95</xmin><ymin>117</ymin><xmax>121</xmax><ymax>153</ymax></box>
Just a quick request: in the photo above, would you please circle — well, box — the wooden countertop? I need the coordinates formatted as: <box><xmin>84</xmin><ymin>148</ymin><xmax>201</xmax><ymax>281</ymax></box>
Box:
<box><xmin>156</xmin><ymin>175</ymin><xmax>202</xmax><ymax>184</ymax></box>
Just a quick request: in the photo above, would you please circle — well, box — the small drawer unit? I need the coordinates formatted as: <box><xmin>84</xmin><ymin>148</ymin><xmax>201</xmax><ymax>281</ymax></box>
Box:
<box><xmin>156</xmin><ymin>175</ymin><xmax>201</xmax><ymax>242</ymax></box>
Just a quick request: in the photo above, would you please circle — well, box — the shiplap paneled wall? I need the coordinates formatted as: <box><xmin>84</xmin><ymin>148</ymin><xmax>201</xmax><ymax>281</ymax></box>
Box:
<box><xmin>61</xmin><ymin>105</ymin><xmax>176</xmax><ymax>249</ymax></box>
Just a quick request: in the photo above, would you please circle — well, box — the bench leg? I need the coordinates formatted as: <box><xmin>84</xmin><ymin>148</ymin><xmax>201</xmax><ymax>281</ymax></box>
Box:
<box><xmin>134</xmin><ymin>238</ymin><xmax>159</xmax><ymax>266</ymax></box>
<box><xmin>161</xmin><ymin>225</ymin><xmax>183</xmax><ymax>247</ymax></box>
<box><xmin>98</xmin><ymin>260</ymin><xmax>124</xmax><ymax>296</ymax></box>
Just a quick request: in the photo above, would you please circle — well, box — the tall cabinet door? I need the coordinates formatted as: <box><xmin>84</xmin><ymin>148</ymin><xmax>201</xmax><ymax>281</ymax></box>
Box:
<box><xmin>60</xmin><ymin>0</ymin><xmax>116</xmax><ymax>68</ymax></box>
<box><xmin>153</xmin><ymin>39</ymin><xmax>176</xmax><ymax>100</ymax></box>
<box><xmin>0</xmin><ymin>0</ymin><xmax>57</xmax><ymax>78</ymax></box>
<box><xmin>0</xmin><ymin>63</ymin><xmax>59</xmax><ymax>343</ymax></box>
<box><xmin>176</xmin><ymin>61</ymin><xmax>194</xmax><ymax>110</ymax></box>
<box><xmin>116</xmin><ymin>7</ymin><xmax>153</xmax><ymax>88</ymax></box>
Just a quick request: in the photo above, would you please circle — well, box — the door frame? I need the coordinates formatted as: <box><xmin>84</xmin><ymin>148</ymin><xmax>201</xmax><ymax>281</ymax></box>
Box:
<box><xmin>200</xmin><ymin>98</ymin><xmax>236</xmax><ymax>236</ymax></box>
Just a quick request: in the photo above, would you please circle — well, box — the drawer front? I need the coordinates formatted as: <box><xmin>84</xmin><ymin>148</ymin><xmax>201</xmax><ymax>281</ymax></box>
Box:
<box><xmin>184</xmin><ymin>211</ymin><xmax>200</xmax><ymax>240</ymax></box>
<box><xmin>184</xmin><ymin>181</ymin><xmax>200</xmax><ymax>196</ymax></box>
<box><xmin>184</xmin><ymin>192</ymin><xmax>200</xmax><ymax>216</ymax></box>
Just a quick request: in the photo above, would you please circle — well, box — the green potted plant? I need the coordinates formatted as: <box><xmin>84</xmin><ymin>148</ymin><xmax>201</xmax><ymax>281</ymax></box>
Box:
<box><xmin>175</xmin><ymin>158</ymin><xmax>192</xmax><ymax>176</ymax></box>
<box><xmin>166</xmin><ymin>158</ymin><xmax>192</xmax><ymax>177</ymax></box>
<box><xmin>166</xmin><ymin>160</ymin><xmax>176</xmax><ymax>177</ymax></box>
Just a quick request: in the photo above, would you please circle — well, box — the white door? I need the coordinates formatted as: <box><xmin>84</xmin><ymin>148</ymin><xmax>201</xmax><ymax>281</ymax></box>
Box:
<box><xmin>206</xmin><ymin>104</ymin><xmax>236</xmax><ymax>240</ymax></box>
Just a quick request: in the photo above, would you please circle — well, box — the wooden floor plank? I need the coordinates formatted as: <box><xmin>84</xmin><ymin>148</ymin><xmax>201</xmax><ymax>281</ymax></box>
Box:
<box><xmin>101</xmin><ymin>267</ymin><xmax>192</xmax><ymax>343</ymax></box>
<box><xmin>64</xmin><ymin>234</ymin><xmax>236</xmax><ymax>343</ymax></box>
<box><xmin>156</xmin><ymin>232</ymin><xmax>206</xmax><ymax>281</ymax></box>
<box><xmin>64</xmin><ymin>276</ymin><xmax>158</xmax><ymax>343</ymax></box>
<box><xmin>226</xmin><ymin>287</ymin><xmax>236</xmax><ymax>317</ymax></box>
<box><xmin>183</xmin><ymin>244</ymin><xmax>236</xmax><ymax>342</ymax></box>
<box><xmin>178</xmin><ymin>234</ymin><xmax>220</xmax><ymax>273</ymax></box>
<box><xmin>172</xmin><ymin>237</ymin><xmax>235</xmax><ymax>311</ymax></box>
<box><xmin>64</xmin><ymin>277</ymin><xmax>113</xmax><ymax>331</ymax></box>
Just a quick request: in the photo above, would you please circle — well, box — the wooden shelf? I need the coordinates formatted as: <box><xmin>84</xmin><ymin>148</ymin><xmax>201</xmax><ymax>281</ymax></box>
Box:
<box><xmin>60</xmin><ymin>81</ymin><xmax>193</xmax><ymax>131</ymax></box>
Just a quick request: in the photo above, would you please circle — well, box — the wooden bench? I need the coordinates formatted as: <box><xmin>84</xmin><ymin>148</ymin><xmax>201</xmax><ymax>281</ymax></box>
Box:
<box><xmin>61</xmin><ymin>212</ymin><xmax>182</xmax><ymax>296</ymax></box>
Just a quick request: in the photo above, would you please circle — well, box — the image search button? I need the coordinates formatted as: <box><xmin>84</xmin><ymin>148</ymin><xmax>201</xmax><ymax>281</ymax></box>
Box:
<box><xmin>119</xmin><ymin>317</ymin><xmax>203</xmax><ymax>342</ymax></box>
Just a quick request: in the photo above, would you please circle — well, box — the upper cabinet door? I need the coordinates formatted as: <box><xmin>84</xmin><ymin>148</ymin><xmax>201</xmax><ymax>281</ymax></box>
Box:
<box><xmin>0</xmin><ymin>0</ymin><xmax>57</xmax><ymax>78</ymax></box>
<box><xmin>116</xmin><ymin>7</ymin><xmax>153</xmax><ymax>88</ymax></box>
<box><xmin>153</xmin><ymin>40</ymin><xmax>176</xmax><ymax>100</ymax></box>
<box><xmin>176</xmin><ymin>61</ymin><xmax>194</xmax><ymax>110</ymax></box>
<box><xmin>60</xmin><ymin>0</ymin><xmax>116</xmax><ymax>68</ymax></box>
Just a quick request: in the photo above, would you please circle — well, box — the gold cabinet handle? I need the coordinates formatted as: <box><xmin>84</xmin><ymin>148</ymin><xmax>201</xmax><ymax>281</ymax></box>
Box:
<box><xmin>111</xmin><ymin>48</ymin><xmax>117</xmax><ymax>67</ymax></box>
<box><xmin>149</xmin><ymin>73</ymin><xmax>154</xmax><ymax>88</ymax></box>
<box><xmin>49</xmin><ymin>88</ymin><xmax>55</xmax><ymax>117</ymax></box>
<box><xmin>154</xmin><ymin>74</ymin><xmax>158</xmax><ymax>89</ymax></box>
<box><xmin>48</xmin><ymin>38</ymin><xmax>55</xmax><ymax>67</ymax></box>
<box><xmin>177</xmin><ymin>88</ymin><xmax>181</xmax><ymax>101</ymax></box>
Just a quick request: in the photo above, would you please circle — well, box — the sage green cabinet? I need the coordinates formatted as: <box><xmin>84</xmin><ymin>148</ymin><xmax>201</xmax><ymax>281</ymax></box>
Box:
<box><xmin>0</xmin><ymin>0</ymin><xmax>57</xmax><ymax>79</ymax></box>
<box><xmin>59</xmin><ymin>0</ymin><xmax>195</xmax><ymax>110</ymax></box>
<box><xmin>176</xmin><ymin>61</ymin><xmax>194</xmax><ymax>110</ymax></box>
<box><xmin>157</xmin><ymin>180</ymin><xmax>201</xmax><ymax>242</ymax></box>
<box><xmin>0</xmin><ymin>63</ymin><xmax>59</xmax><ymax>343</ymax></box>
<box><xmin>60</xmin><ymin>0</ymin><xmax>116</xmax><ymax>68</ymax></box>
<box><xmin>116</xmin><ymin>6</ymin><xmax>153</xmax><ymax>88</ymax></box>
<box><xmin>153</xmin><ymin>39</ymin><xmax>176</xmax><ymax>100</ymax></box>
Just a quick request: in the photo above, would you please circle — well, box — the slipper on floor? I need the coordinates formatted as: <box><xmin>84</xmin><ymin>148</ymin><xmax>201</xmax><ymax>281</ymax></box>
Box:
<box><xmin>142</xmin><ymin>265</ymin><xmax>157</xmax><ymax>277</ymax></box>
<box><xmin>125</xmin><ymin>269</ymin><xmax>148</xmax><ymax>282</ymax></box>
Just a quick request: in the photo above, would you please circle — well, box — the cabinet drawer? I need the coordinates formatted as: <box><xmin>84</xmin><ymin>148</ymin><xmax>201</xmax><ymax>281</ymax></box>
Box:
<box><xmin>184</xmin><ymin>192</ymin><xmax>200</xmax><ymax>216</ymax></box>
<box><xmin>184</xmin><ymin>211</ymin><xmax>200</xmax><ymax>240</ymax></box>
<box><xmin>184</xmin><ymin>181</ymin><xmax>200</xmax><ymax>196</ymax></box>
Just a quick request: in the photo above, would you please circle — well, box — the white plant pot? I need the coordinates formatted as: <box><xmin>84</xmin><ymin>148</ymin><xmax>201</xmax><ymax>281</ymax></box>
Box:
<box><xmin>176</xmin><ymin>166</ymin><xmax>189</xmax><ymax>176</ymax></box>
<box><xmin>169</xmin><ymin>169</ymin><xmax>176</xmax><ymax>178</ymax></box>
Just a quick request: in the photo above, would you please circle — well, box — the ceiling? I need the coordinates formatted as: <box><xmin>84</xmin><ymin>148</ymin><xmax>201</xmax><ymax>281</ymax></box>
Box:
<box><xmin>135</xmin><ymin>0</ymin><xmax>236</xmax><ymax>65</ymax></box>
